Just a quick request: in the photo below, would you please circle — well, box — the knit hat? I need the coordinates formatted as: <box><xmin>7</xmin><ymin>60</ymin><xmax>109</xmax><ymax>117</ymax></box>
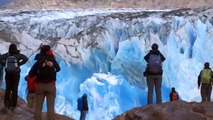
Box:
<box><xmin>204</xmin><ymin>62</ymin><xmax>209</xmax><ymax>68</ymax></box>
<box><xmin>40</xmin><ymin>45</ymin><xmax>50</xmax><ymax>54</ymax></box>
<box><xmin>9</xmin><ymin>43</ymin><xmax>18</xmax><ymax>54</ymax></box>
<box><xmin>172</xmin><ymin>87</ymin><xmax>175</xmax><ymax>92</ymax></box>
<box><xmin>82</xmin><ymin>93</ymin><xmax>87</xmax><ymax>98</ymax></box>
<box><xmin>151</xmin><ymin>43</ymin><xmax>158</xmax><ymax>50</ymax></box>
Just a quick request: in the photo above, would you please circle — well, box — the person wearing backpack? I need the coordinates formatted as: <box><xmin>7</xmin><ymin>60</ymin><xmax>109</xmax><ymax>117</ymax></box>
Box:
<box><xmin>170</xmin><ymin>87</ymin><xmax>179</xmax><ymax>101</ymax></box>
<box><xmin>28</xmin><ymin>45</ymin><xmax>60</xmax><ymax>120</ymax></box>
<box><xmin>24</xmin><ymin>44</ymin><xmax>50</xmax><ymax>110</ymax></box>
<box><xmin>198</xmin><ymin>62</ymin><xmax>213</xmax><ymax>102</ymax></box>
<box><xmin>144</xmin><ymin>43</ymin><xmax>165</xmax><ymax>104</ymax></box>
<box><xmin>77</xmin><ymin>94</ymin><xmax>89</xmax><ymax>120</ymax></box>
<box><xmin>0</xmin><ymin>43</ymin><xmax>28</xmax><ymax>112</ymax></box>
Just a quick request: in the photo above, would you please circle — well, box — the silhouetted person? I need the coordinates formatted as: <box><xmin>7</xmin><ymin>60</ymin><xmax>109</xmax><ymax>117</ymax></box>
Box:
<box><xmin>0</xmin><ymin>43</ymin><xmax>28</xmax><ymax>112</ymax></box>
<box><xmin>78</xmin><ymin>93</ymin><xmax>89</xmax><ymax>120</ymax></box>
<box><xmin>170</xmin><ymin>87</ymin><xmax>179</xmax><ymax>101</ymax></box>
<box><xmin>25</xmin><ymin>44</ymin><xmax>50</xmax><ymax>111</ymax></box>
<box><xmin>28</xmin><ymin>45</ymin><xmax>60</xmax><ymax>120</ymax></box>
<box><xmin>198</xmin><ymin>62</ymin><xmax>213</xmax><ymax>102</ymax></box>
<box><xmin>144</xmin><ymin>43</ymin><xmax>165</xmax><ymax>104</ymax></box>
<box><xmin>0</xmin><ymin>53</ymin><xmax>4</xmax><ymax>84</ymax></box>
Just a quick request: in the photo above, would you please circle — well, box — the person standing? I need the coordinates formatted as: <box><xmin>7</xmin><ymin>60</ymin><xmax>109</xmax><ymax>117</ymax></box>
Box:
<box><xmin>144</xmin><ymin>43</ymin><xmax>165</xmax><ymax>104</ymax></box>
<box><xmin>198</xmin><ymin>62</ymin><xmax>213</xmax><ymax>102</ymax></box>
<box><xmin>0</xmin><ymin>43</ymin><xmax>28</xmax><ymax>111</ymax></box>
<box><xmin>78</xmin><ymin>94</ymin><xmax>89</xmax><ymax>120</ymax></box>
<box><xmin>0</xmin><ymin>53</ymin><xmax>4</xmax><ymax>85</ymax></box>
<box><xmin>25</xmin><ymin>75</ymin><xmax>37</xmax><ymax>110</ymax></box>
<box><xmin>169</xmin><ymin>87</ymin><xmax>179</xmax><ymax>101</ymax></box>
<box><xmin>28</xmin><ymin>45</ymin><xmax>60</xmax><ymax>120</ymax></box>
<box><xmin>25</xmin><ymin>45</ymin><xmax>50</xmax><ymax>110</ymax></box>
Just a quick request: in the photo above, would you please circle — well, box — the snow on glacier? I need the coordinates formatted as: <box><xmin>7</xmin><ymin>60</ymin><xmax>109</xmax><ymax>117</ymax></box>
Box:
<box><xmin>0</xmin><ymin>8</ymin><xmax>213</xmax><ymax>120</ymax></box>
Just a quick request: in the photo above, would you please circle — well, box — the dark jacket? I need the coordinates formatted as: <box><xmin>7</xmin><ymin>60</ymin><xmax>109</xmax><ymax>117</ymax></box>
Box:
<box><xmin>0</xmin><ymin>53</ymin><xmax>3</xmax><ymax>80</ymax></box>
<box><xmin>82</xmin><ymin>96</ymin><xmax>89</xmax><ymax>111</ymax></box>
<box><xmin>0</xmin><ymin>51</ymin><xmax>28</xmax><ymax>72</ymax></box>
<box><xmin>144</xmin><ymin>50</ymin><xmax>165</xmax><ymax>75</ymax></box>
<box><xmin>34</xmin><ymin>53</ymin><xmax>43</xmax><ymax>61</ymax></box>
<box><xmin>28</xmin><ymin>50</ymin><xmax>60</xmax><ymax>82</ymax></box>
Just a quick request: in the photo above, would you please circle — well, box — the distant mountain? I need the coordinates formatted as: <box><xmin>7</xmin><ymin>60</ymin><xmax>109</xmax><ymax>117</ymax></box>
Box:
<box><xmin>1</xmin><ymin>0</ymin><xmax>213</xmax><ymax>10</ymax></box>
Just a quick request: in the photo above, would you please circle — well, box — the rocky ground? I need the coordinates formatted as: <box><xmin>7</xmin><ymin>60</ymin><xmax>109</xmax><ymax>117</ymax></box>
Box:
<box><xmin>113</xmin><ymin>101</ymin><xmax>213</xmax><ymax>120</ymax></box>
<box><xmin>0</xmin><ymin>88</ymin><xmax>74</xmax><ymax>120</ymax></box>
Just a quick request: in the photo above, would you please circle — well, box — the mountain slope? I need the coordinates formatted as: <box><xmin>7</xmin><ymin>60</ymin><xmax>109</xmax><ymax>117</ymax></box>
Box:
<box><xmin>2</xmin><ymin>0</ymin><xmax>213</xmax><ymax>9</ymax></box>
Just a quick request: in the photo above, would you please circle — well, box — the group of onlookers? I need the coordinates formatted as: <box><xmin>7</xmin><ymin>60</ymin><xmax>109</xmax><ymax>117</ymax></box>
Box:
<box><xmin>144</xmin><ymin>43</ymin><xmax>213</xmax><ymax>103</ymax></box>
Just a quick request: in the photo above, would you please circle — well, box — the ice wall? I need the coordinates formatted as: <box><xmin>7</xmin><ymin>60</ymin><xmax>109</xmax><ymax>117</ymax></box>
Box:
<box><xmin>0</xmin><ymin>8</ymin><xmax>212</xmax><ymax>119</ymax></box>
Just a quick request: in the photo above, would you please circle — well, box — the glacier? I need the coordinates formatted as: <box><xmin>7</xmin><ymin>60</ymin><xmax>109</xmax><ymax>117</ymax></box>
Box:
<box><xmin>0</xmin><ymin>8</ymin><xmax>213</xmax><ymax>120</ymax></box>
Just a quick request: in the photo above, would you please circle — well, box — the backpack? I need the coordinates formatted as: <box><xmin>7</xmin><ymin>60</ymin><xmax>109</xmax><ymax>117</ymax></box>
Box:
<box><xmin>200</xmin><ymin>69</ymin><xmax>212</xmax><ymax>84</ymax></box>
<box><xmin>147</xmin><ymin>54</ymin><xmax>162</xmax><ymax>74</ymax></box>
<box><xmin>171</xmin><ymin>92</ymin><xmax>178</xmax><ymax>101</ymax></box>
<box><xmin>37</xmin><ymin>59</ymin><xmax>55</xmax><ymax>83</ymax></box>
<box><xmin>5</xmin><ymin>55</ymin><xmax>19</xmax><ymax>73</ymax></box>
<box><xmin>26</xmin><ymin>75</ymin><xmax>37</xmax><ymax>93</ymax></box>
<box><xmin>77</xmin><ymin>97</ymin><xmax>83</xmax><ymax>111</ymax></box>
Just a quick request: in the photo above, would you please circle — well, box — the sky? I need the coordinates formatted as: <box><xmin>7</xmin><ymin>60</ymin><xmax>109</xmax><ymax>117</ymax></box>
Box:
<box><xmin>0</xmin><ymin>0</ymin><xmax>13</xmax><ymax>7</ymax></box>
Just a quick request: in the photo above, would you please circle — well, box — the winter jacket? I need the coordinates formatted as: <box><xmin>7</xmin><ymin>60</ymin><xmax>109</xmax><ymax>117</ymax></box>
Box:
<box><xmin>198</xmin><ymin>67</ymin><xmax>213</xmax><ymax>88</ymax></box>
<box><xmin>0</xmin><ymin>53</ymin><xmax>3</xmax><ymax>80</ymax></box>
<box><xmin>82</xmin><ymin>96</ymin><xmax>89</xmax><ymax>111</ymax></box>
<box><xmin>170</xmin><ymin>91</ymin><xmax>179</xmax><ymax>101</ymax></box>
<box><xmin>144</xmin><ymin>50</ymin><xmax>165</xmax><ymax>75</ymax></box>
<box><xmin>28</xmin><ymin>50</ymin><xmax>60</xmax><ymax>83</ymax></box>
<box><xmin>0</xmin><ymin>51</ymin><xmax>28</xmax><ymax>72</ymax></box>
